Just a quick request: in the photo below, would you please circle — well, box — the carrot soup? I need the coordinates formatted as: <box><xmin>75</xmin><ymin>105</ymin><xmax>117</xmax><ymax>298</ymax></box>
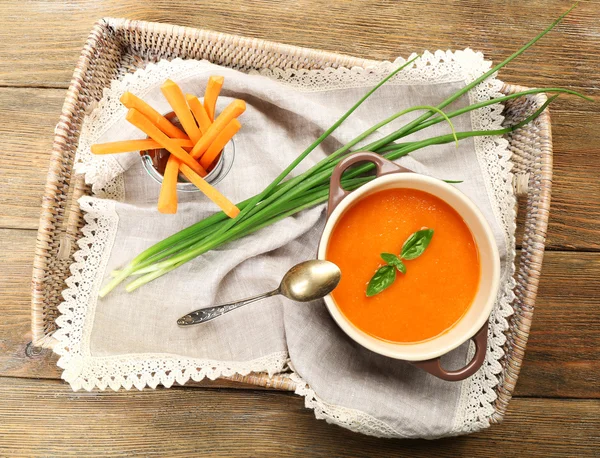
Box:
<box><xmin>326</xmin><ymin>188</ymin><xmax>480</xmax><ymax>343</ymax></box>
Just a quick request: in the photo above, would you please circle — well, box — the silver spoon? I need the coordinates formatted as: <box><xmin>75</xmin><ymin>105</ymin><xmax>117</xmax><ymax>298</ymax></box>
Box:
<box><xmin>177</xmin><ymin>260</ymin><xmax>341</xmax><ymax>326</ymax></box>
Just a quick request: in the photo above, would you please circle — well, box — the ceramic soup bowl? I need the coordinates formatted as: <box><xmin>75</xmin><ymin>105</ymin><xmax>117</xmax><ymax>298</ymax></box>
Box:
<box><xmin>317</xmin><ymin>152</ymin><xmax>500</xmax><ymax>381</ymax></box>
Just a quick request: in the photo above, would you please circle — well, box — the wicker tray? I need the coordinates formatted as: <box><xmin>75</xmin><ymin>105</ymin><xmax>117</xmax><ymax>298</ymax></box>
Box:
<box><xmin>31</xmin><ymin>18</ymin><xmax>552</xmax><ymax>424</ymax></box>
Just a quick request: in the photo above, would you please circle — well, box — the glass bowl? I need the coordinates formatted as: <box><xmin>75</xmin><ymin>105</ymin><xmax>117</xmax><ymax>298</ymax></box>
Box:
<box><xmin>139</xmin><ymin>111</ymin><xmax>235</xmax><ymax>190</ymax></box>
<box><xmin>140</xmin><ymin>139</ymin><xmax>235</xmax><ymax>191</ymax></box>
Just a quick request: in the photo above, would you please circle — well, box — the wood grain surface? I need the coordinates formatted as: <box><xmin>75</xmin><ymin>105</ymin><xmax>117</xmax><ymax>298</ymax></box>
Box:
<box><xmin>0</xmin><ymin>0</ymin><xmax>598</xmax><ymax>455</ymax></box>
<box><xmin>0</xmin><ymin>377</ymin><xmax>598</xmax><ymax>457</ymax></box>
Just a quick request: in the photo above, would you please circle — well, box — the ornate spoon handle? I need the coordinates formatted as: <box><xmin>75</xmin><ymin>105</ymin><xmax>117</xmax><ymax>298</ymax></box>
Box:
<box><xmin>177</xmin><ymin>289</ymin><xmax>279</xmax><ymax>326</ymax></box>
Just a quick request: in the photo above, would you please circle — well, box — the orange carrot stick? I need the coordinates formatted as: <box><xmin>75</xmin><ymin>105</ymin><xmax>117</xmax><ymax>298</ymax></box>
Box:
<box><xmin>179</xmin><ymin>163</ymin><xmax>240</xmax><ymax>218</ymax></box>
<box><xmin>126</xmin><ymin>109</ymin><xmax>207</xmax><ymax>177</ymax></box>
<box><xmin>160</xmin><ymin>80</ymin><xmax>202</xmax><ymax>144</ymax></box>
<box><xmin>157</xmin><ymin>157</ymin><xmax>179</xmax><ymax>214</ymax></box>
<box><xmin>91</xmin><ymin>138</ymin><xmax>193</xmax><ymax>155</ymax></box>
<box><xmin>190</xmin><ymin>99</ymin><xmax>246</xmax><ymax>159</ymax></box>
<box><xmin>200</xmin><ymin>119</ymin><xmax>241</xmax><ymax>169</ymax></box>
<box><xmin>186</xmin><ymin>94</ymin><xmax>212</xmax><ymax>134</ymax></box>
<box><xmin>203</xmin><ymin>76</ymin><xmax>224</xmax><ymax>122</ymax></box>
<box><xmin>120</xmin><ymin>92</ymin><xmax>187</xmax><ymax>139</ymax></box>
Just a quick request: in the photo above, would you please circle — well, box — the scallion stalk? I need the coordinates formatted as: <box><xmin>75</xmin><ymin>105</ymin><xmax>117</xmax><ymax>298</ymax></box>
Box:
<box><xmin>124</xmin><ymin>94</ymin><xmax>560</xmax><ymax>287</ymax></box>
<box><xmin>99</xmin><ymin>5</ymin><xmax>590</xmax><ymax>296</ymax></box>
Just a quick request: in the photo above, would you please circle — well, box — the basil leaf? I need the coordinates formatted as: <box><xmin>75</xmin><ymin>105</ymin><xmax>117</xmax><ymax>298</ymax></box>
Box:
<box><xmin>396</xmin><ymin>259</ymin><xmax>406</xmax><ymax>274</ymax></box>
<box><xmin>381</xmin><ymin>253</ymin><xmax>406</xmax><ymax>274</ymax></box>
<box><xmin>400</xmin><ymin>228</ymin><xmax>434</xmax><ymax>260</ymax></box>
<box><xmin>381</xmin><ymin>252</ymin><xmax>400</xmax><ymax>266</ymax></box>
<box><xmin>366</xmin><ymin>265</ymin><xmax>396</xmax><ymax>297</ymax></box>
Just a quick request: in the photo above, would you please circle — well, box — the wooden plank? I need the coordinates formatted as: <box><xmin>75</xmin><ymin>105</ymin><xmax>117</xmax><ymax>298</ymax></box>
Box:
<box><xmin>0</xmin><ymin>228</ymin><xmax>58</xmax><ymax>378</ymax></box>
<box><xmin>1</xmin><ymin>86</ymin><xmax>599</xmax><ymax>248</ymax></box>
<box><xmin>543</xmin><ymin>108</ymin><xmax>600</xmax><ymax>251</ymax></box>
<box><xmin>0</xmin><ymin>88</ymin><xmax>62</xmax><ymax>229</ymax></box>
<box><xmin>0</xmin><ymin>377</ymin><xmax>597</xmax><ymax>457</ymax></box>
<box><xmin>515</xmin><ymin>107</ymin><xmax>600</xmax><ymax>251</ymax></box>
<box><xmin>0</xmin><ymin>0</ymin><xmax>597</xmax><ymax>453</ymax></box>
<box><xmin>1</xmin><ymin>227</ymin><xmax>598</xmax><ymax>397</ymax></box>
<box><xmin>514</xmin><ymin>250</ymin><xmax>600</xmax><ymax>398</ymax></box>
<box><xmin>0</xmin><ymin>0</ymin><xmax>598</xmax><ymax>93</ymax></box>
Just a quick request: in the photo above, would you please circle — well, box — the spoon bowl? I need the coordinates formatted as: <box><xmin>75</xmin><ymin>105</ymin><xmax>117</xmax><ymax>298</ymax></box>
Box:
<box><xmin>279</xmin><ymin>260</ymin><xmax>341</xmax><ymax>302</ymax></box>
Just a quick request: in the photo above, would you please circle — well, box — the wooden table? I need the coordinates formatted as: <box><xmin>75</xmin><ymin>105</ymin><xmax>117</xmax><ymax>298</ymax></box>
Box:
<box><xmin>1</xmin><ymin>1</ymin><xmax>598</xmax><ymax>456</ymax></box>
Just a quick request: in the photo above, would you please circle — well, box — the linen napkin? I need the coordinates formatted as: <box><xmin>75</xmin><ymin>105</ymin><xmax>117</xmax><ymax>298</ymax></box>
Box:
<box><xmin>58</xmin><ymin>54</ymin><xmax>515</xmax><ymax>438</ymax></box>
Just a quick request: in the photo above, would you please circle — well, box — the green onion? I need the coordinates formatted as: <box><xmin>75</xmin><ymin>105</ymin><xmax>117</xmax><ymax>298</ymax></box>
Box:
<box><xmin>99</xmin><ymin>5</ymin><xmax>591</xmax><ymax>297</ymax></box>
<box><xmin>121</xmin><ymin>93</ymin><xmax>562</xmax><ymax>293</ymax></box>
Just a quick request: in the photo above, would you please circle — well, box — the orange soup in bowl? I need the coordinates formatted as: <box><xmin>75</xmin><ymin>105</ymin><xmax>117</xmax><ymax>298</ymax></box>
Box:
<box><xmin>326</xmin><ymin>188</ymin><xmax>480</xmax><ymax>343</ymax></box>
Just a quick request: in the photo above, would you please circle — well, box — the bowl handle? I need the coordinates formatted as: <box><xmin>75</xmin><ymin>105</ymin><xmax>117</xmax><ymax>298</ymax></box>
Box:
<box><xmin>327</xmin><ymin>152</ymin><xmax>411</xmax><ymax>217</ymax></box>
<box><xmin>411</xmin><ymin>321</ymin><xmax>488</xmax><ymax>382</ymax></box>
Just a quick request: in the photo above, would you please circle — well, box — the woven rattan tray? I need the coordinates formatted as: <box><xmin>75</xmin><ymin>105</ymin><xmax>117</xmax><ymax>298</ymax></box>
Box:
<box><xmin>31</xmin><ymin>18</ymin><xmax>552</xmax><ymax>424</ymax></box>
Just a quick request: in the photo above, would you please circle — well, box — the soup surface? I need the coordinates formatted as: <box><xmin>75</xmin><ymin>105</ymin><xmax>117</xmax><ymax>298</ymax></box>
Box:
<box><xmin>326</xmin><ymin>188</ymin><xmax>480</xmax><ymax>343</ymax></box>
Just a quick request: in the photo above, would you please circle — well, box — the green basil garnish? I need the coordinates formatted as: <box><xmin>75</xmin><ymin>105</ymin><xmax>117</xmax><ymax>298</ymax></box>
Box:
<box><xmin>400</xmin><ymin>228</ymin><xmax>434</xmax><ymax>260</ymax></box>
<box><xmin>380</xmin><ymin>253</ymin><xmax>406</xmax><ymax>274</ymax></box>
<box><xmin>366</xmin><ymin>228</ymin><xmax>434</xmax><ymax>297</ymax></box>
<box><xmin>366</xmin><ymin>265</ymin><xmax>396</xmax><ymax>297</ymax></box>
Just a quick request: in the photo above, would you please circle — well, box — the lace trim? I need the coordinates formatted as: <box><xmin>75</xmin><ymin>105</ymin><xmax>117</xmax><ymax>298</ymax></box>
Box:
<box><xmin>75</xmin><ymin>96</ymin><xmax>124</xmax><ymax>196</ymax></box>
<box><xmin>75</xmin><ymin>51</ymin><xmax>471</xmax><ymax>190</ymax></box>
<box><xmin>263</xmin><ymin>50</ymin><xmax>516</xmax><ymax>437</ymax></box>
<box><xmin>60</xmin><ymin>52</ymin><xmax>516</xmax><ymax>436</ymax></box>
<box><xmin>256</xmin><ymin>49</ymin><xmax>468</xmax><ymax>90</ymax></box>
<box><xmin>53</xmin><ymin>196</ymin><xmax>288</xmax><ymax>391</ymax></box>
<box><xmin>74</xmin><ymin>59</ymin><xmax>219</xmax><ymax>194</ymax></box>
<box><xmin>449</xmin><ymin>55</ymin><xmax>517</xmax><ymax>435</ymax></box>
<box><xmin>289</xmin><ymin>372</ymin><xmax>403</xmax><ymax>438</ymax></box>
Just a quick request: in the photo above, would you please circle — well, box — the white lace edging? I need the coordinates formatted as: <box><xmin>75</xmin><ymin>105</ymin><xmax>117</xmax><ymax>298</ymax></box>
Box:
<box><xmin>255</xmin><ymin>49</ymin><xmax>470</xmax><ymax>90</ymax></box>
<box><xmin>74</xmin><ymin>59</ymin><xmax>217</xmax><ymax>194</ymax></box>
<box><xmin>60</xmin><ymin>52</ymin><xmax>516</xmax><ymax>436</ymax></box>
<box><xmin>74</xmin><ymin>50</ymin><xmax>472</xmax><ymax>191</ymax></box>
<box><xmin>264</xmin><ymin>50</ymin><xmax>516</xmax><ymax>437</ymax></box>
<box><xmin>289</xmin><ymin>372</ymin><xmax>404</xmax><ymax>438</ymax></box>
<box><xmin>53</xmin><ymin>195</ymin><xmax>288</xmax><ymax>391</ymax></box>
<box><xmin>448</xmin><ymin>54</ymin><xmax>517</xmax><ymax>435</ymax></box>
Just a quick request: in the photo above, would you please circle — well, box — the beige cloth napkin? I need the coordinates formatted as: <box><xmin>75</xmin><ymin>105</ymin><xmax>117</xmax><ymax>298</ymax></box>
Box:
<box><xmin>59</xmin><ymin>55</ymin><xmax>515</xmax><ymax>438</ymax></box>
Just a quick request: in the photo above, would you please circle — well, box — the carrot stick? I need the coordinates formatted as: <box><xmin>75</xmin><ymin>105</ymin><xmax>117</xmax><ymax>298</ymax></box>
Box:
<box><xmin>126</xmin><ymin>109</ymin><xmax>207</xmax><ymax>177</ymax></box>
<box><xmin>186</xmin><ymin>94</ymin><xmax>212</xmax><ymax>134</ymax></box>
<box><xmin>158</xmin><ymin>157</ymin><xmax>179</xmax><ymax>214</ymax></box>
<box><xmin>190</xmin><ymin>99</ymin><xmax>246</xmax><ymax>159</ymax></box>
<box><xmin>161</xmin><ymin>79</ymin><xmax>202</xmax><ymax>144</ymax></box>
<box><xmin>200</xmin><ymin>119</ymin><xmax>241</xmax><ymax>169</ymax></box>
<box><xmin>91</xmin><ymin>138</ymin><xmax>193</xmax><ymax>155</ymax></box>
<box><xmin>179</xmin><ymin>163</ymin><xmax>240</xmax><ymax>218</ymax></box>
<box><xmin>203</xmin><ymin>75</ymin><xmax>224</xmax><ymax>122</ymax></box>
<box><xmin>120</xmin><ymin>92</ymin><xmax>187</xmax><ymax>139</ymax></box>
